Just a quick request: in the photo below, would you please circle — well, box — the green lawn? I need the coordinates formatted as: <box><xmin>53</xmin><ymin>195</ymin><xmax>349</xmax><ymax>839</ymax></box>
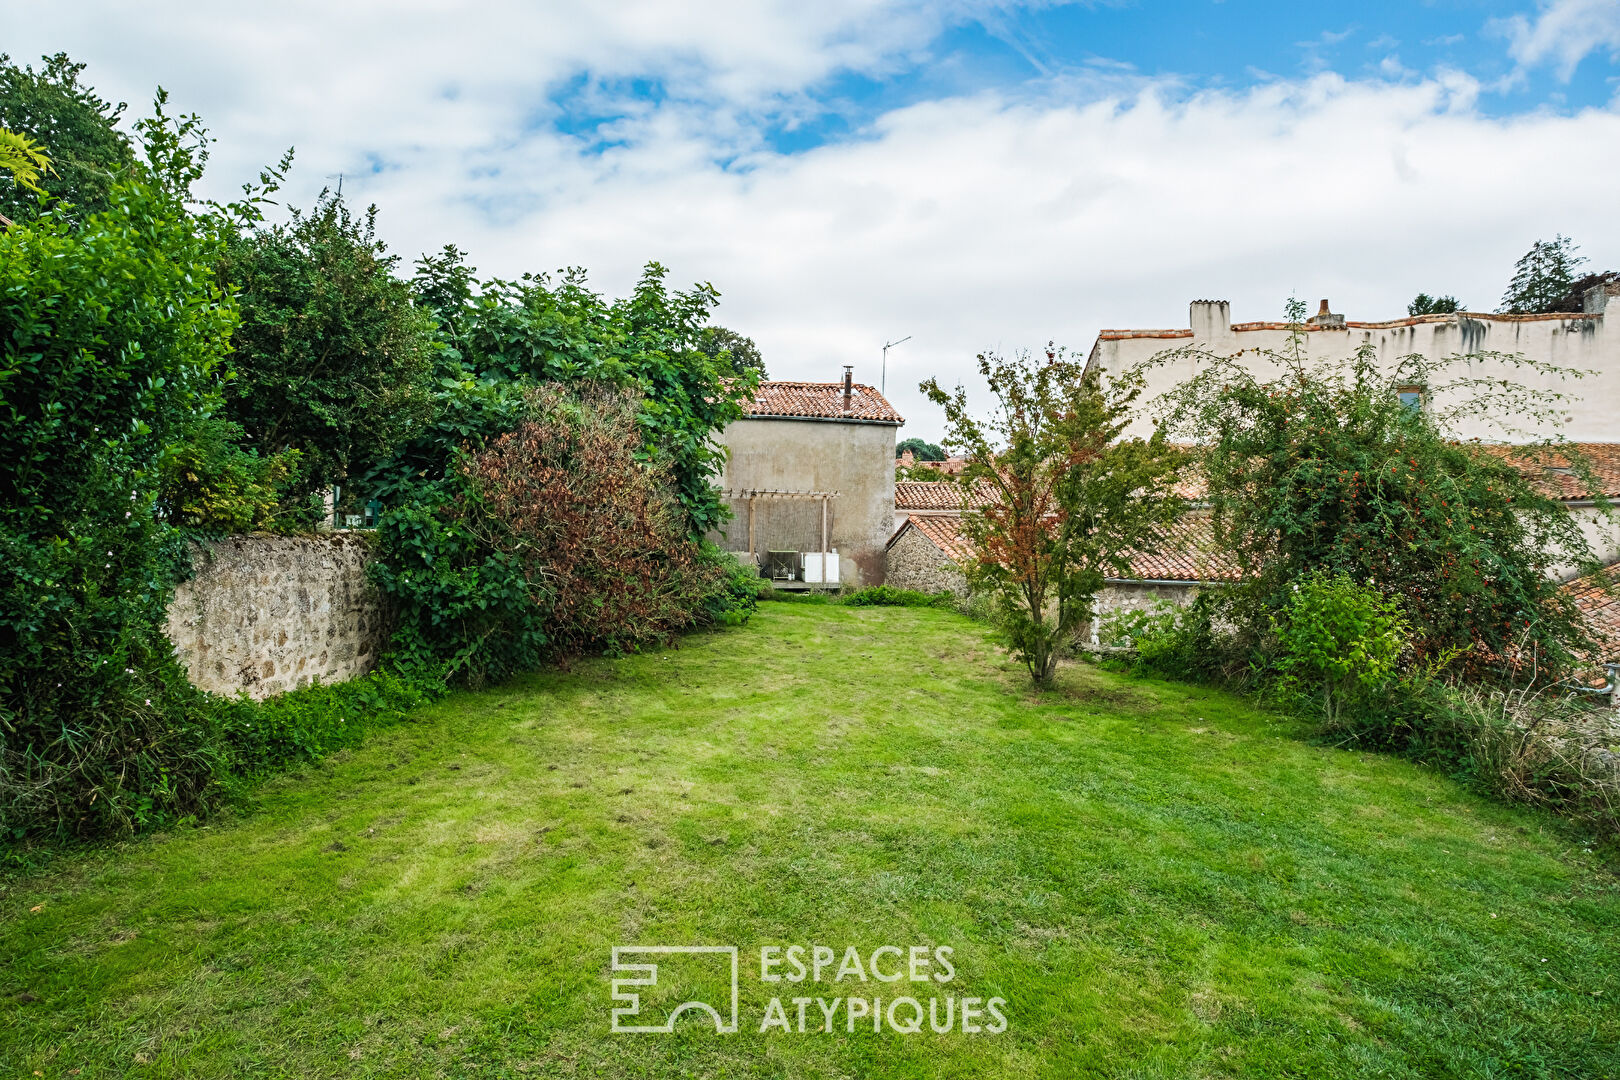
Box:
<box><xmin>3</xmin><ymin>603</ymin><xmax>1618</xmax><ymax>1078</ymax></box>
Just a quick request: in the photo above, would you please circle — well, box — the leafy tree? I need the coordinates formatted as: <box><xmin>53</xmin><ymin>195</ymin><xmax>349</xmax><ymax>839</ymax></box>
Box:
<box><xmin>897</xmin><ymin>437</ymin><xmax>946</xmax><ymax>461</ymax></box>
<box><xmin>700</xmin><ymin>325</ymin><xmax>766</xmax><ymax>377</ymax></box>
<box><xmin>1273</xmin><ymin>571</ymin><xmax>1408</xmax><ymax>726</ymax></box>
<box><xmin>1407</xmin><ymin>293</ymin><xmax>1461</xmax><ymax>316</ymax></box>
<box><xmin>0</xmin><ymin>127</ymin><xmax>51</xmax><ymax>217</ymax></box>
<box><xmin>0</xmin><ymin>53</ymin><xmax>137</xmax><ymax>224</ymax></box>
<box><xmin>1151</xmin><ymin>299</ymin><xmax>1611</xmax><ymax>681</ymax></box>
<box><xmin>1553</xmin><ymin>270</ymin><xmax>1619</xmax><ymax>314</ymax></box>
<box><xmin>923</xmin><ymin>346</ymin><xmax>1185</xmax><ymax>686</ymax></box>
<box><xmin>393</xmin><ymin>252</ymin><xmax>752</xmax><ymax>537</ymax></box>
<box><xmin>220</xmin><ymin>191</ymin><xmax>436</xmax><ymax>496</ymax></box>
<box><xmin>1500</xmin><ymin>235</ymin><xmax>1585</xmax><ymax>314</ymax></box>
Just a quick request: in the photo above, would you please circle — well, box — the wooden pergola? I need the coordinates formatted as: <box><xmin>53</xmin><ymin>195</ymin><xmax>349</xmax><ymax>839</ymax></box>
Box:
<box><xmin>721</xmin><ymin>488</ymin><xmax>840</xmax><ymax>561</ymax></box>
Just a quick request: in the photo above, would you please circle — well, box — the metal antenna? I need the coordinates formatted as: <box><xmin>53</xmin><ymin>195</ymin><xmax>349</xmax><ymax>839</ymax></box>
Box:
<box><xmin>881</xmin><ymin>336</ymin><xmax>911</xmax><ymax>395</ymax></box>
<box><xmin>326</xmin><ymin>172</ymin><xmax>344</xmax><ymax>198</ymax></box>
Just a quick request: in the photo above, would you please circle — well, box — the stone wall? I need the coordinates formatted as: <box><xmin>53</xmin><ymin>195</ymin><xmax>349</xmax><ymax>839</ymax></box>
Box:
<box><xmin>165</xmin><ymin>533</ymin><xmax>388</xmax><ymax>700</ymax></box>
<box><xmin>885</xmin><ymin>527</ymin><xmax>968</xmax><ymax>596</ymax></box>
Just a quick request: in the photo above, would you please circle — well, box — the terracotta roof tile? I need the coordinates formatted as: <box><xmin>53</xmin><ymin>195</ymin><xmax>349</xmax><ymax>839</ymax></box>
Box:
<box><xmin>1564</xmin><ymin>566</ymin><xmax>1620</xmax><ymax>663</ymax></box>
<box><xmin>894</xmin><ymin>480</ymin><xmax>993</xmax><ymax>511</ymax></box>
<box><xmin>743</xmin><ymin>381</ymin><xmax>902</xmax><ymax>424</ymax></box>
<box><xmin>893</xmin><ymin>514</ymin><xmax>974</xmax><ymax>562</ymax></box>
<box><xmin>1164</xmin><ymin>444</ymin><xmax>1620</xmax><ymax>502</ymax></box>
<box><xmin>1115</xmin><ymin>516</ymin><xmax>1241</xmax><ymax>583</ymax></box>
<box><xmin>1477</xmin><ymin>443</ymin><xmax>1620</xmax><ymax>500</ymax></box>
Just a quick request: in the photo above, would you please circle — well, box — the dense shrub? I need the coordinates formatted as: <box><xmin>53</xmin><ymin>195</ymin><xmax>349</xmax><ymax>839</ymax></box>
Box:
<box><xmin>471</xmin><ymin>384</ymin><xmax>737</xmax><ymax>655</ymax></box>
<box><xmin>375</xmin><ymin>384</ymin><xmax>755</xmax><ymax>683</ymax></box>
<box><xmin>1272</xmin><ymin>571</ymin><xmax>1408</xmax><ymax>726</ymax></box>
<box><xmin>0</xmin><ymin>173</ymin><xmax>238</xmax><ymax>837</ymax></box>
<box><xmin>842</xmin><ymin>585</ymin><xmax>956</xmax><ymax>608</ymax></box>
<box><xmin>157</xmin><ymin>415</ymin><xmax>313</xmax><ymax>533</ymax></box>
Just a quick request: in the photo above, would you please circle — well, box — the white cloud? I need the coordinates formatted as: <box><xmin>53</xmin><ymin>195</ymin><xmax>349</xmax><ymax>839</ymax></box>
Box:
<box><xmin>1496</xmin><ymin>0</ymin><xmax>1620</xmax><ymax>80</ymax></box>
<box><xmin>4</xmin><ymin>4</ymin><xmax>1620</xmax><ymax>440</ymax></box>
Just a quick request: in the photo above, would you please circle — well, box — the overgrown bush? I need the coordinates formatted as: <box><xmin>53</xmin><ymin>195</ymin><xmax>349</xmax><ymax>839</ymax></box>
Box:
<box><xmin>1272</xmin><ymin>571</ymin><xmax>1408</xmax><ymax>726</ymax></box>
<box><xmin>158</xmin><ymin>415</ymin><xmax>313</xmax><ymax>533</ymax></box>
<box><xmin>374</xmin><ymin>384</ymin><xmax>755</xmax><ymax>684</ymax></box>
<box><xmin>0</xmin><ymin>168</ymin><xmax>239</xmax><ymax>837</ymax></box>
<box><xmin>471</xmin><ymin>384</ymin><xmax>740</xmax><ymax>656</ymax></box>
<box><xmin>1150</xmin><ymin>299</ymin><xmax>1613</xmax><ymax>681</ymax></box>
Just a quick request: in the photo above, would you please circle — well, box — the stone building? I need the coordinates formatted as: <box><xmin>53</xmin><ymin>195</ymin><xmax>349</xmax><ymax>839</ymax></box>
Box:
<box><xmin>1087</xmin><ymin>285</ymin><xmax>1620</xmax><ymax>443</ymax></box>
<box><xmin>887</xmin><ymin>468</ymin><xmax>1620</xmax><ymax>654</ymax></box>
<box><xmin>710</xmin><ymin>369</ymin><xmax>902</xmax><ymax>587</ymax></box>
<box><xmin>887</xmin><ymin>491</ymin><xmax>1236</xmax><ymax>622</ymax></box>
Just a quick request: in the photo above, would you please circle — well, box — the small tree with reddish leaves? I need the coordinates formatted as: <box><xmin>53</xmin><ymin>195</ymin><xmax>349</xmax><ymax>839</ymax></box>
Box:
<box><xmin>922</xmin><ymin>347</ymin><xmax>1186</xmax><ymax>687</ymax></box>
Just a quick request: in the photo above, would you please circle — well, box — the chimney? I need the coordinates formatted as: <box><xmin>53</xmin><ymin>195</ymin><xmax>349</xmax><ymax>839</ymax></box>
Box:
<box><xmin>1305</xmin><ymin>298</ymin><xmax>1345</xmax><ymax>329</ymax></box>
<box><xmin>842</xmin><ymin>365</ymin><xmax>853</xmax><ymax>412</ymax></box>
<box><xmin>1584</xmin><ymin>278</ymin><xmax>1620</xmax><ymax>314</ymax></box>
<box><xmin>1189</xmin><ymin>299</ymin><xmax>1231</xmax><ymax>343</ymax></box>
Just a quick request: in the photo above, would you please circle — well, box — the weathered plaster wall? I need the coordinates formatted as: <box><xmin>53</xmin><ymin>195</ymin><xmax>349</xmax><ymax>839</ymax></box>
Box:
<box><xmin>1093</xmin><ymin>297</ymin><xmax>1619</xmax><ymax>443</ymax></box>
<box><xmin>165</xmin><ymin>533</ymin><xmax>387</xmax><ymax>700</ymax></box>
<box><xmin>885</xmin><ymin>528</ymin><xmax>968</xmax><ymax>595</ymax></box>
<box><xmin>713</xmin><ymin>417</ymin><xmax>898</xmax><ymax>586</ymax></box>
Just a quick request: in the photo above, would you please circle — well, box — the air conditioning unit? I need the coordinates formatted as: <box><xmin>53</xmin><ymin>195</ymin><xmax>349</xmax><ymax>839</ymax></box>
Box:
<box><xmin>802</xmin><ymin>551</ymin><xmax>840</xmax><ymax>585</ymax></box>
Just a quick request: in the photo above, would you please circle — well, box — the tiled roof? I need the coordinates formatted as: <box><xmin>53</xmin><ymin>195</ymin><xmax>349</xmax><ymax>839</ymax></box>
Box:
<box><xmin>743</xmin><ymin>381</ymin><xmax>902</xmax><ymax>424</ymax></box>
<box><xmin>894</xmin><ymin>480</ymin><xmax>993</xmax><ymax>511</ymax></box>
<box><xmin>1564</xmin><ymin>566</ymin><xmax>1620</xmax><ymax>663</ymax></box>
<box><xmin>1113</xmin><ymin>515</ymin><xmax>1241</xmax><ymax>583</ymax></box>
<box><xmin>889</xmin><ymin>511</ymin><xmax>1238</xmax><ymax>584</ymax></box>
<box><xmin>1478</xmin><ymin>443</ymin><xmax>1620</xmax><ymax>500</ymax></box>
<box><xmin>891</xmin><ymin>514</ymin><xmax>974</xmax><ymax>562</ymax></box>
<box><xmin>1101</xmin><ymin>312</ymin><xmax>1602</xmax><ymax>341</ymax></box>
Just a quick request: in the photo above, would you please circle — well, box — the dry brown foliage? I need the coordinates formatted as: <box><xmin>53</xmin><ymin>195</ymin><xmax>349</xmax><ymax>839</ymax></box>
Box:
<box><xmin>464</xmin><ymin>383</ymin><xmax>723</xmax><ymax>655</ymax></box>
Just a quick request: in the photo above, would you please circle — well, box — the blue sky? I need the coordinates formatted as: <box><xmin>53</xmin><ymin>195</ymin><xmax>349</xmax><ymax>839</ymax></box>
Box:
<box><xmin>5</xmin><ymin>0</ymin><xmax>1619</xmax><ymax>437</ymax></box>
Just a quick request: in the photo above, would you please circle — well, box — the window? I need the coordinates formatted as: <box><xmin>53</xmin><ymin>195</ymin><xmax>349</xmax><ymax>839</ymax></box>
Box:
<box><xmin>1396</xmin><ymin>385</ymin><xmax>1425</xmax><ymax>412</ymax></box>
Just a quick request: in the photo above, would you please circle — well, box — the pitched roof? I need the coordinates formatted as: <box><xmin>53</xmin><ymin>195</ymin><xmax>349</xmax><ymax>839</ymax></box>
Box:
<box><xmin>888</xmin><ymin>511</ymin><xmax>1239</xmax><ymax>584</ymax></box>
<box><xmin>890</xmin><ymin>514</ymin><xmax>974</xmax><ymax>562</ymax></box>
<box><xmin>894</xmin><ymin>480</ymin><xmax>992</xmax><ymax>511</ymax></box>
<box><xmin>1564</xmin><ymin>566</ymin><xmax>1620</xmax><ymax>663</ymax></box>
<box><xmin>1118</xmin><ymin>516</ymin><xmax>1241</xmax><ymax>583</ymax></box>
<box><xmin>1479</xmin><ymin>443</ymin><xmax>1620</xmax><ymax>500</ymax></box>
<box><xmin>742</xmin><ymin>381</ymin><xmax>903</xmax><ymax>424</ymax></box>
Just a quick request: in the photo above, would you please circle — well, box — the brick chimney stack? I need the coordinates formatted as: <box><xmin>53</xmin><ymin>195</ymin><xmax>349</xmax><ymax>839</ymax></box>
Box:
<box><xmin>1306</xmin><ymin>298</ymin><xmax>1345</xmax><ymax>329</ymax></box>
<box><xmin>842</xmin><ymin>365</ymin><xmax>853</xmax><ymax>412</ymax></box>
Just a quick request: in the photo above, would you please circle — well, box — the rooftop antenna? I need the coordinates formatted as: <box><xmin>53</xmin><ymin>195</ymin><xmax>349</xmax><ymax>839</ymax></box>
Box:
<box><xmin>326</xmin><ymin>172</ymin><xmax>344</xmax><ymax>198</ymax></box>
<box><xmin>881</xmin><ymin>336</ymin><xmax>911</xmax><ymax>395</ymax></box>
